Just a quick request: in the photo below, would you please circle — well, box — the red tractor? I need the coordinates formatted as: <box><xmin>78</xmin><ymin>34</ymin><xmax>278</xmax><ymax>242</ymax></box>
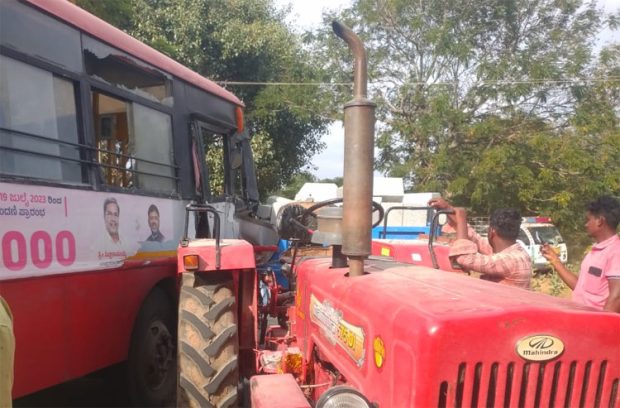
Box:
<box><xmin>175</xmin><ymin>22</ymin><xmax>620</xmax><ymax>408</ymax></box>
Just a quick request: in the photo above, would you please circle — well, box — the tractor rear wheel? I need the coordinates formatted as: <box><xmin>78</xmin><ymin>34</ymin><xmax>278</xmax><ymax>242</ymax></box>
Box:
<box><xmin>177</xmin><ymin>273</ymin><xmax>239</xmax><ymax>408</ymax></box>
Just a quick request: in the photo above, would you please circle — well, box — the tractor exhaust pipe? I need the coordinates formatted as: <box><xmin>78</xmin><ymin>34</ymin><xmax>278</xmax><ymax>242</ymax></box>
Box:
<box><xmin>332</xmin><ymin>21</ymin><xmax>375</xmax><ymax>277</ymax></box>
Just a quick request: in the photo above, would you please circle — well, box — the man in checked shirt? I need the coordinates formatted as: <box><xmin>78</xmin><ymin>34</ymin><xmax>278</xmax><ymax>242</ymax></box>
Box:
<box><xmin>429</xmin><ymin>198</ymin><xmax>532</xmax><ymax>289</ymax></box>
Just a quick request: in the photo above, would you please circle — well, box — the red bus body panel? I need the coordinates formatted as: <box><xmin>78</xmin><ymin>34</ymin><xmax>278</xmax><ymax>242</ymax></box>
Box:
<box><xmin>2</xmin><ymin>259</ymin><xmax>175</xmax><ymax>398</ymax></box>
<box><xmin>292</xmin><ymin>258</ymin><xmax>620</xmax><ymax>407</ymax></box>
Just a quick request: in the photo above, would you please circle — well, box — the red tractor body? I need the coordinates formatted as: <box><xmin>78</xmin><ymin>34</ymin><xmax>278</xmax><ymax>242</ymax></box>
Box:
<box><xmin>371</xmin><ymin>239</ymin><xmax>463</xmax><ymax>272</ymax></box>
<box><xmin>288</xmin><ymin>257</ymin><xmax>619</xmax><ymax>406</ymax></box>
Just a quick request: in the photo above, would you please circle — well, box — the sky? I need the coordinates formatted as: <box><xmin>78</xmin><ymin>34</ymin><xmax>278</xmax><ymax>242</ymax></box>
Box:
<box><xmin>274</xmin><ymin>0</ymin><xmax>352</xmax><ymax>179</ymax></box>
<box><xmin>274</xmin><ymin>0</ymin><xmax>620</xmax><ymax>180</ymax></box>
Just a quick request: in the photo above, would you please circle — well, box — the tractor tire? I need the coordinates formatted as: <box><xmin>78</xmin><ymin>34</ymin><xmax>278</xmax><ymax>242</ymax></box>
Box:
<box><xmin>127</xmin><ymin>287</ymin><xmax>176</xmax><ymax>407</ymax></box>
<box><xmin>177</xmin><ymin>273</ymin><xmax>239</xmax><ymax>408</ymax></box>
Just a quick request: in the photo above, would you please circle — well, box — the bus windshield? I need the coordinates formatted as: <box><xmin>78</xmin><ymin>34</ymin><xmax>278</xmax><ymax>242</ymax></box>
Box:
<box><xmin>529</xmin><ymin>226</ymin><xmax>564</xmax><ymax>245</ymax></box>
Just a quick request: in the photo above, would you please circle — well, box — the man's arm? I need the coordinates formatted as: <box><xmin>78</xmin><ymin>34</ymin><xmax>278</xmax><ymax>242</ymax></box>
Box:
<box><xmin>454</xmin><ymin>252</ymin><xmax>516</xmax><ymax>277</ymax></box>
<box><xmin>603</xmin><ymin>251</ymin><xmax>620</xmax><ymax>313</ymax></box>
<box><xmin>541</xmin><ymin>244</ymin><xmax>578</xmax><ymax>290</ymax></box>
<box><xmin>604</xmin><ymin>278</ymin><xmax>620</xmax><ymax>313</ymax></box>
<box><xmin>455</xmin><ymin>207</ymin><xmax>468</xmax><ymax>240</ymax></box>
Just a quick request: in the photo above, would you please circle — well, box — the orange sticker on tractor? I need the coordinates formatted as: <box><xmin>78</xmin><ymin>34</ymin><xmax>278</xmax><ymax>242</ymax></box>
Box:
<box><xmin>310</xmin><ymin>294</ymin><xmax>366</xmax><ymax>367</ymax></box>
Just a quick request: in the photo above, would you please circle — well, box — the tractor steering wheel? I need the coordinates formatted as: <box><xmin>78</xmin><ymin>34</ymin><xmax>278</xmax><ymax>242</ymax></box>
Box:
<box><xmin>298</xmin><ymin>198</ymin><xmax>385</xmax><ymax>230</ymax></box>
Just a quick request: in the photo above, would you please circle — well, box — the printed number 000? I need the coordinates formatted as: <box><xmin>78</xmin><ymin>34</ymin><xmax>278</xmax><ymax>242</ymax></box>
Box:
<box><xmin>1</xmin><ymin>230</ymin><xmax>76</xmax><ymax>271</ymax></box>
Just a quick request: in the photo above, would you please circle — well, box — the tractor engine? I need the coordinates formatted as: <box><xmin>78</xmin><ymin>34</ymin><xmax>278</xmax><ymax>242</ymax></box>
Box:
<box><xmin>287</xmin><ymin>255</ymin><xmax>620</xmax><ymax>407</ymax></box>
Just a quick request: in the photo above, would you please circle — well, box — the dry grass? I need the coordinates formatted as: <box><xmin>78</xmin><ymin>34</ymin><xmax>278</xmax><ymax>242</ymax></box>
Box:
<box><xmin>530</xmin><ymin>265</ymin><xmax>576</xmax><ymax>298</ymax></box>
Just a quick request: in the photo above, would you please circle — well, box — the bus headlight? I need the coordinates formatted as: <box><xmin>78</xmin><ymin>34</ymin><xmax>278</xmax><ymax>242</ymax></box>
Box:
<box><xmin>316</xmin><ymin>386</ymin><xmax>373</xmax><ymax>408</ymax></box>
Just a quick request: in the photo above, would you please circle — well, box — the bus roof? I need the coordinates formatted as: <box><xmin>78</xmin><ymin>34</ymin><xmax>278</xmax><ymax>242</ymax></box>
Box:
<box><xmin>25</xmin><ymin>0</ymin><xmax>243</xmax><ymax>107</ymax></box>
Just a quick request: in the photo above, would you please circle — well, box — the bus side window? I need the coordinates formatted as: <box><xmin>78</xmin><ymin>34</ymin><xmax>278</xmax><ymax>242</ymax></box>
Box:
<box><xmin>93</xmin><ymin>92</ymin><xmax>132</xmax><ymax>187</ymax></box>
<box><xmin>201</xmin><ymin>129</ymin><xmax>226</xmax><ymax>199</ymax></box>
<box><xmin>0</xmin><ymin>55</ymin><xmax>83</xmax><ymax>183</ymax></box>
<box><xmin>92</xmin><ymin>91</ymin><xmax>176</xmax><ymax>193</ymax></box>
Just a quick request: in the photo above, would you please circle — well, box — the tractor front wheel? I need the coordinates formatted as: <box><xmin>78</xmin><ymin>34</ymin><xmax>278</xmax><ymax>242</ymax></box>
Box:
<box><xmin>177</xmin><ymin>273</ymin><xmax>239</xmax><ymax>408</ymax></box>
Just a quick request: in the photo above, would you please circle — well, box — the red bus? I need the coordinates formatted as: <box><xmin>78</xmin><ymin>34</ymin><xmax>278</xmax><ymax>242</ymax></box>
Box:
<box><xmin>0</xmin><ymin>0</ymin><xmax>275</xmax><ymax>404</ymax></box>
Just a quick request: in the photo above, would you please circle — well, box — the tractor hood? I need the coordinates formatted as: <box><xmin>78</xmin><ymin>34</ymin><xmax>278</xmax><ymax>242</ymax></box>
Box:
<box><xmin>293</xmin><ymin>257</ymin><xmax>620</xmax><ymax>407</ymax></box>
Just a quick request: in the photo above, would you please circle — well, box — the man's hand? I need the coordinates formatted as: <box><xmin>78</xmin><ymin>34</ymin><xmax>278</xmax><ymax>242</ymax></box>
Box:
<box><xmin>540</xmin><ymin>243</ymin><xmax>577</xmax><ymax>290</ymax></box>
<box><xmin>428</xmin><ymin>197</ymin><xmax>452</xmax><ymax>210</ymax></box>
<box><xmin>429</xmin><ymin>197</ymin><xmax>458</xmax><ymax>228</ymax></box>
<box><xmin>540</xmin><ymin>243</ymin><xmax>561</xmax><ymax>267</ymax></box>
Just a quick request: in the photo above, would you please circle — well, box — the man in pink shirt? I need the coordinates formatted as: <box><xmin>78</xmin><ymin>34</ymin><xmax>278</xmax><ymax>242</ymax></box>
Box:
<box><xmin>542</xmin><ymin>196</ymin><xmax>620</xmax><ymax>313</ymax></box>
<box><xmin>429</xmin><ymin>198</ymin><xmax>532</xmax><ymax>289</ymax></box>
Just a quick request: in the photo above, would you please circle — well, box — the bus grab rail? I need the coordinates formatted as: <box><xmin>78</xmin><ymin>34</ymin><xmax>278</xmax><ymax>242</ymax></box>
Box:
<box><xmin>380</xmin><ymin>206</ymin><xmax>434</xmax><ymax>238</ymax></box>
<box><xmin>181</xmin><ymin>203</ymin><xmax>222</xmax><ymax>269</ymax></box>
<box><xmin>0</xmin><ymin>126</ymin><xmax>179</xmax><ymax>181</ymax></box>
<box><xmin>429</xmin><ymin>209</ymin><xmax>455</xmax><ymax>270</ymax></box>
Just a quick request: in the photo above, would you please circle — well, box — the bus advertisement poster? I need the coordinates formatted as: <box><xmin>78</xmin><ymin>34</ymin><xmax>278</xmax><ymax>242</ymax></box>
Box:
<box><xmin>0</xmin><ymin>182</ymin><xmax>184</xmax><ymax>280</ymax></box>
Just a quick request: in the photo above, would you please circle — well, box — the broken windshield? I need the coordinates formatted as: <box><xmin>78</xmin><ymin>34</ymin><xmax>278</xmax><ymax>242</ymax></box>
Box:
<box><xmin>529</xmin><ymin>226</ymin><xmax>564</xmax><ymax>245</ymax></box>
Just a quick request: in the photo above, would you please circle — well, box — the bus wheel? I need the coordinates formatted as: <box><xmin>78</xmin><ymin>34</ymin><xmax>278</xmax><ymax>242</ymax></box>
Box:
<box><xmin>177</xmin><ymin>273</ymin><xmax>239</xmax><ymax>408</ymax></box>
<box><xmin>127</xmin><ymin>287</ymin><xmax>176</xmax><ymax>406</ymax></box>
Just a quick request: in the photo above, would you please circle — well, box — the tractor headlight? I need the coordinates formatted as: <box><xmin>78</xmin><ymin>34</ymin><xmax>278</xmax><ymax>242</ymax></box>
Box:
<box><xmin>183</xmin><ymin>254</ymin><xmax>199</xmax><ymax>271</ymax></box>
<box><xmin>316</xmin><ymin>386</ymin><xmax>373</xmax><ymax>408</ymax></box>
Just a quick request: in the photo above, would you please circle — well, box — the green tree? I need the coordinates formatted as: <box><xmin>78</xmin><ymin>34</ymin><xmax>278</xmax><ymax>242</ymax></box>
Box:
<box><xmin>74</xmin><ymin>0</ymin><xmax>134</xmax><ymax>31</ymax></box>
<box><xmin>313</xmin><ymin>0</ymin><xmax>618</xmax><ymax>244</ymax></box>
<box><xmin>275</xmin><ymin>171</ymin><xmax>317</xmax><ymax>199</ymax></box>
<box><xmin>449</xmin><ymin>44</ymin><xmax>620</xmax><ymax>256</ymax></box>
<box><xmin>318</xmin><ymin>0</ymin><xmax>608</xmax><ymax>186</ymax></box>
<box><xmin>319</xmin><ymin>176</ymin><xmax>343</xmax><ymax>186</ymax></box>
<box><xmin>130</xmin><ymin>0</ymin><xmax>329</xmax><ymax>197</ymax></box>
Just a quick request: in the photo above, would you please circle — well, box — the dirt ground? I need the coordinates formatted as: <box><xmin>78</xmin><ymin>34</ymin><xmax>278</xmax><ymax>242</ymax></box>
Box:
<box><xmin>531</xmin><ymin>271</ymin><xmax>573</xmax><ymax>298</ymax></box>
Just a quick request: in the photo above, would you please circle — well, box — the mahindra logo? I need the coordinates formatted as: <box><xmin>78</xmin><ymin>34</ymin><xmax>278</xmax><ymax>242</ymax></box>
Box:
<box><xmin>516</xmin><ymin>335</ymin><xmax>564</xmax><ymax>362</ymax></box>
<box><xmin>529</xmin><ymin>337</ymin><xmax>554</xmax><ymax>349</ymax></box>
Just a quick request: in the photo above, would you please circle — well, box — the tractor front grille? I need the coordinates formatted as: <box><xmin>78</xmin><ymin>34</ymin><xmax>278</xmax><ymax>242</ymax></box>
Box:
<box><xmin>437</xmin><ymin>360</ymin><xmax>618</xmax><ymax>408</ymax></box>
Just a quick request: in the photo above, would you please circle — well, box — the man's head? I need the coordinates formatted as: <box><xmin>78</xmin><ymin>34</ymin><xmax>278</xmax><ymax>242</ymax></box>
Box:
<box><xmin>148</xmin><ymin>204</ymin><xmax>160</xmax><ymax>234</ymax></box>
<box><xmin>103</xmin><ymin>198</ymin><xmax>120</xmax><ymax>240</ymax></box>
<box><xmin>488</xmin><ymin>208</ymin><xmax>521</xmax><ymax>249</ymax></box>
<box><xmin>585</xmin><ymin>196</ymin><xmax>620</xmax><ymax>239</ymax></box>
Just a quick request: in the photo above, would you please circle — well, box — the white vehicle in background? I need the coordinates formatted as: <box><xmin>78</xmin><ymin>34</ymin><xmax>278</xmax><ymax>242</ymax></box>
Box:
<box><xmin>518</xmin><ymin>217</ymin><xmax>568</xmax><ymax>271</ymax></box>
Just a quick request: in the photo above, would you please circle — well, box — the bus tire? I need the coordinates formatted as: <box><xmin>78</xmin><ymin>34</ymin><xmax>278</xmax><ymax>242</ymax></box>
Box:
<box><xmin>127</xmin><ymin>287</ymin><xmax>176</xmax><ymax>407</ymax></box>
<box><xmin>177</xmin><ymin>273</ymin><xmax>239</xmax><ymax>408</ymax></box>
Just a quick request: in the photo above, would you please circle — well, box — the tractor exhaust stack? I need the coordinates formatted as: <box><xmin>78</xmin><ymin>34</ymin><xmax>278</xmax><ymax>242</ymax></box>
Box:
<box><xmin>332</xmin><ymin>21</ymin><xmax>376</xmax><ymax>277</ymax></box>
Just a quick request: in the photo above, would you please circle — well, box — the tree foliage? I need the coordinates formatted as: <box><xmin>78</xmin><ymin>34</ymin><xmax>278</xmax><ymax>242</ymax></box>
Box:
<box><xmin>274</xmin><ymin>171</ymin><xmax>316</xmax><ymax>199</ymax></box>
<box><xmin>74</xmin><ymin>0</ymin><xmax>134</xmax><ymax>31</ymax></box>
<box><xmin>312</xmin><ymin>0</ymin><xmax>619</xmax><ymax>246</ymax></box>
<box><xmin>76</xmin><ymin>0</ymin><xmax>330</xmax><ymax>198</ymax></box>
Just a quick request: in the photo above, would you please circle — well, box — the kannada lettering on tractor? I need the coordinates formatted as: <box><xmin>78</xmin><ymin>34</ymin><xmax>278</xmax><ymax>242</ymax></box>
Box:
<box><xmin>175</xmin><ymin>22</ymin><xmax>619</xmax><ymax>408</ymax></box>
